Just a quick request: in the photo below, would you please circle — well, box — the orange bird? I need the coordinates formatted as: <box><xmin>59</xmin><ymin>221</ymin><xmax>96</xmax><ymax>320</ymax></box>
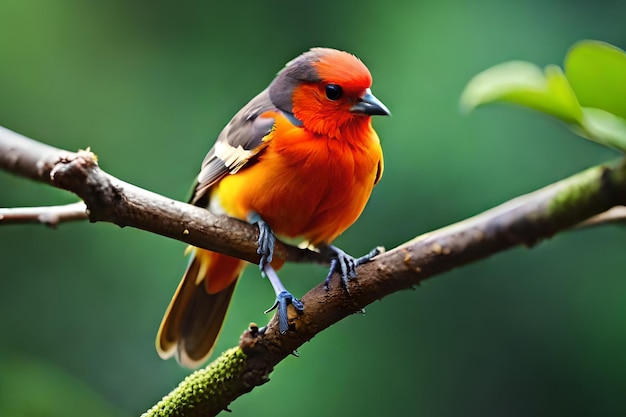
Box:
<box><xmin>156</xmin><ymin>48</ymin><xmax>389</xmax><ymax>368</ymax></box>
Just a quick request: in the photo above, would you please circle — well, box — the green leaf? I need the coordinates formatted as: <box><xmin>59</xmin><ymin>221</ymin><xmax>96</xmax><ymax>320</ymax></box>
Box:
<box><xmin>577</xmin><ymin>107</ymin><xmax>626</xmax><ymax>150</ymax></box>
<box><xmin>460</xmin><ymin>61</ymin><xmax>583</xmax><ymax>124</ymax></box>
<box><xmin>565</xmin><ymin>40</ymin><xmax>626</xmax><ymax>120</ymax></box>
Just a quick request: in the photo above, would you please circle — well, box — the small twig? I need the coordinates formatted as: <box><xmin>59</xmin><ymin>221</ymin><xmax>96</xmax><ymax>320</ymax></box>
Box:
<box><xmin>0</xmin><ymin>201</ymin><xmax>88</xmax><ymax>227</ymax></box>
<box><xmin>576</xmin><ymin>205</ymin><xmax>626</xmax><ymax>228</ymax></box>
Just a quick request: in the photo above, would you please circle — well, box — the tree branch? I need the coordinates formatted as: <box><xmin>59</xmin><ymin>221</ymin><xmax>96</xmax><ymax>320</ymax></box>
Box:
<box><xmin>2</xmin><ymin>125</ymin><xmax>626</xmax><ymax>416</ymax></box>
<box><xmin>0</xmin><ymin>125</ymin><xmax>324</xmax><ymax>266</ymax></box>
<box><xmin>141</xmin><ymin>158</ymin><xmax>626</xmax><ymax>417</ymax></box>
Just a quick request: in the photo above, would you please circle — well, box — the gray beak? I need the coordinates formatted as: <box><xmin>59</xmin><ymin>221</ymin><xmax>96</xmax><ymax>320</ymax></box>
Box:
<box><xmin>350</xmin><ymin>88</ymin><xmax>391</xmax><ymax>116</ymax></box>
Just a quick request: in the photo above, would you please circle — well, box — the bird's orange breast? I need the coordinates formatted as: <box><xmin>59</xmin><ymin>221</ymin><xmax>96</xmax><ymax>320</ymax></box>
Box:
<box><xmin>211</xmin><ymin>113</ymin><xmax>383</xmax><ymax>245</ymax></box>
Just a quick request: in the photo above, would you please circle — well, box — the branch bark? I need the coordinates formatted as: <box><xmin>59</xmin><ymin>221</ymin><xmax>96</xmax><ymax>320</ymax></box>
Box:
<box><xmin>2</xmin><ymin>125</ymin><xmax>626</xmax><ymax>416</ymax></box>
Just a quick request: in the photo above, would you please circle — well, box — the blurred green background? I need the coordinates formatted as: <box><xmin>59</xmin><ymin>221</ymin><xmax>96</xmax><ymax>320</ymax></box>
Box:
<box><xmin>1</xmin><ymin>0</ymin><xmax>625</xmax><ymax>416</ymax></box>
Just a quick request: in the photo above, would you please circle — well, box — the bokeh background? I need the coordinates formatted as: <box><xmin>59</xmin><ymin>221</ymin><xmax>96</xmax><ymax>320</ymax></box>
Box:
<box><xmin>1</xmin><ymin>1</ymin><xmax>625</xmax><ymax>416</ymax></box>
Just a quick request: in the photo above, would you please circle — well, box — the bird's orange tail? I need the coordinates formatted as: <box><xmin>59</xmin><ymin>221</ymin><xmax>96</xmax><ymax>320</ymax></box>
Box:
<box><xmin>156</xmin><ymin>247</ymin><xmax>246</xmax><ymax>368</ymax></box>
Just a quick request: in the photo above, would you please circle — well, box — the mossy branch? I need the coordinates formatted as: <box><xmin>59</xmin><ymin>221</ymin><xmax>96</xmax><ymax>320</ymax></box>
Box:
<box><xmin>142</xmin><ymin>347</ymin><xmax>249</xmax><ymax>417</ymax></box>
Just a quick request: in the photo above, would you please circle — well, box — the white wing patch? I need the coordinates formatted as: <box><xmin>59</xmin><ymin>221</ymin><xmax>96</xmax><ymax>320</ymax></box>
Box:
<box><xmin>213</xmin><ymin>140</ymin><xmax>253</xmax><ymax>174</ymax></box>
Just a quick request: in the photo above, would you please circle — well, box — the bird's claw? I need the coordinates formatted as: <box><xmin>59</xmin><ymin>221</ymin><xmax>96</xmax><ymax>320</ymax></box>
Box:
<box><xmin>264</xmin><ymin>290</ymin><xmax>304</xmax><ymax>334</ymax></box>
<box><xmin>324</xmin><ymin>246</ymin><xmax>381</xmax><ymax>291</ymax></box>
<box><xmin>325</xmin><ymin>251</ymin><xmax>356</xmax><ymax>290</ymax></box>
<box><xmin>256</xmin><ymin>218</ymin><xmax>275</xmax><ymax>271</ymax></box>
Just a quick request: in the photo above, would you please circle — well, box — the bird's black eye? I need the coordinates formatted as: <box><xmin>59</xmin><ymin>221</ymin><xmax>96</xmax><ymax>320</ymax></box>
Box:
<box><xmin>325</xmin><ymin>84</ymin><xmax>343</xmax><ymax>100</ymax></box>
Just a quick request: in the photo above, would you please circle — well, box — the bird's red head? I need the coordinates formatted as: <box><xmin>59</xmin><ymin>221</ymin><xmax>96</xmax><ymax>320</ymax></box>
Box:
<box><xmin>311</xmin><ymin>47</ymin><xmax>373</xmax><ymax>93</ymax></box>
<box><xmin>269</xmin><ymin>48</ymin><xmax>389</xmax><ymax>140</ymax></box>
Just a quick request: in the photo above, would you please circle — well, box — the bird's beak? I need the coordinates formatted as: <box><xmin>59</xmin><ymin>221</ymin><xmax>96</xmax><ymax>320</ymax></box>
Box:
<box><xmin>350</xmin><ymin>88</ymin><xmax>391</xmax><ymax>116</ymax></box>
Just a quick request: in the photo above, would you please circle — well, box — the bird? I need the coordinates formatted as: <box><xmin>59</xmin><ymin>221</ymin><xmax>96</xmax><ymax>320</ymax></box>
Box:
<box><xmin>156</xmin><ymin>47</ymin><xmax>390</xmax><ymax>368</ymax></box>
